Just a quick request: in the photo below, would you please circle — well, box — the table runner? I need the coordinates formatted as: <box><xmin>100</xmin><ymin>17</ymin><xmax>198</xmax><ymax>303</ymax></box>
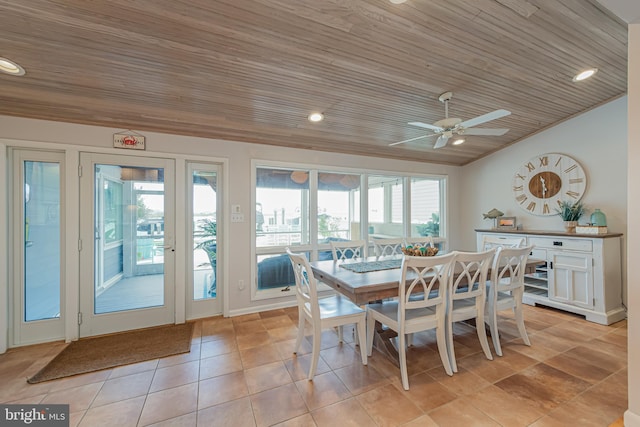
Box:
<box><xmin>339</xmin><ymin>258</ymin><xmax>402</xmax><ymax>273</ymax></box>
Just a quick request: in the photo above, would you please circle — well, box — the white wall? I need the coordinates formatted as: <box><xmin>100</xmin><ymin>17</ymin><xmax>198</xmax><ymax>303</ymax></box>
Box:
<box><xmin>0</xmin><ymin>115</ymin><xmax>462</xmax><ymax>324</ymax></box>
<box><xmin>459</xmin><ymin>97</ymin><xmax>628</xmax><ymax>303</ymax></box>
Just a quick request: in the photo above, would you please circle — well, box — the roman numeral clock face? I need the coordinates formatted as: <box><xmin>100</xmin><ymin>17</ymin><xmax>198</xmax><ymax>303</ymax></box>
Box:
<box><xmin>512</xmin><ymin>153</ymin><xmax>587</xmax><ymax>216</ymax></box>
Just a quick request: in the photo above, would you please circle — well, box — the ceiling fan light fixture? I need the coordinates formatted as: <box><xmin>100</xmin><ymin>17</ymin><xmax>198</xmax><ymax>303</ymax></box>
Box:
<box><xmin>572</xmin><ymin>68</ymin><xmax>597</xmax><ymax>82</ymax></box>
<box><xmin>308</xmin><ymin>112</ymin><xmax>324</xmax><ymax>122</ymax></box>
<box><xmin>453</xmin><ymin>139</ymin><xmax>465</xmax><ymax>145</ymax></box>
<box><xmin>0</xmin><ymin>57</ymin><xmax>25</xmax><ymax>76</ymax></box>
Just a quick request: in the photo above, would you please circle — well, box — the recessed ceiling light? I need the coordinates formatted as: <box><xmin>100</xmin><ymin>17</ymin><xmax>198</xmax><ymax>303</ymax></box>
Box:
<box><xmin>0</xmin><ymin>57</ymin><xmax>25</xmax><ymax>76</ymax></box>
<box><xmin>572</xmin><ymin>68</ymin><xmax>597</xmax><ymax>82</ymax></box>
<box><xmin>453</xmin><ymin>138</ymin><xmax>465</xmax><ymax>145</ymax></box>
<box><xmin>308</xmin><ymin>112</ymin><xmax>324</xmax><ymax>122</ymax></box>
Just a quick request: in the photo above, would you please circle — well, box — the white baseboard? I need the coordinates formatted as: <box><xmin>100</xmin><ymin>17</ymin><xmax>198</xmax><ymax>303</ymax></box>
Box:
<box><xmin>227</xmin><ymin>299</ymin><xmax>298</xmax><ymax>317</ymax></box>
<box><xmin>626</xmin><ymin>409</ymin><xmax>640</xmax><ymax>426</ymax></box>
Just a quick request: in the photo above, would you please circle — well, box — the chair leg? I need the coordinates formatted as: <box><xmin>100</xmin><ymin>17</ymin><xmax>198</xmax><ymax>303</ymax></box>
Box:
<box><xmin>398</xmin><ymin>331</ymin><xmax>409</xmax><ymax>390</ymax></box>
<box><xmin>475</xmin><ymin>310</ymin><xmax>493</xmax><ymax>361</ymax></box>
<box><xmin>308</xmin><ymin>325</ymin><xmax>322</xmax><ymax>381</ymax></box>
<box><xmin>356</xmin><ymin>318</ymin><xmax>368</xmax><ymax>366</ymax></box>
<box><xmin>294</xmin><ymin>314</ymin><xmax>305</xmax><ymax>354</ymax></box>
<box><xmin>366</xmin><ymin>312</ymin><xmax>375</xmax><ymax>357</ymax></box>
<box><xmin>446</xmin><ymin>317</ymin><xmax>457</xmax><ymax>373</ymax></box>
<box><xmin>338</xmin><ymin>326</ymin><xmax>344</xmax><ymax>343</ymax></box>
<box><xmin>487</xmin><ymin>308</ymin><xmax>502</xmax><ymax>357</ymax></box>
<box><xmin>436</xmin><ymin>322</ymin><xmax>453</xmax><ymax>376</ymax></box>
<box><xmin>514</xmin><ymin>299</ymin><xmax>531</xmax><ymax>346</ymax></box>
<box><xmin>407</xmin><ymin>333</ymin><xmax>414</xmax><ymax>347</ymax></box>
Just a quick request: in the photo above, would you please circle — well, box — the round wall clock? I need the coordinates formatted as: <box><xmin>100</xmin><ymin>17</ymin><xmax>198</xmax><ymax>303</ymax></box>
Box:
<box><xmin>512</xmin><ymin>153</ymin><xmax>587</xmax><ymax>216</ymax></box>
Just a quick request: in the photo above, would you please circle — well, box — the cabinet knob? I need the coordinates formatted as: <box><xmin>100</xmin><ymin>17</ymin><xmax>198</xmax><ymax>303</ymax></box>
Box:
<box><xmin>553</xmin><ymin>241</ymin><xmax>563</xmax><ymax>246</ymax></box>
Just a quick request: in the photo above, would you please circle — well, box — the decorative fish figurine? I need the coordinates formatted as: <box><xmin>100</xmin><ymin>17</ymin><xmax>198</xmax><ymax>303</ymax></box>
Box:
<box><xmin>483</xmin><ymin>208</ymin><xmax>504</xmax><ymax>219</ymax></box>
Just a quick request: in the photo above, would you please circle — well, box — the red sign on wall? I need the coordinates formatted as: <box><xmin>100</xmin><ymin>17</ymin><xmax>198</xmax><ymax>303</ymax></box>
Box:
<box><xmin>113</xmin><ymin>133</ymin><xmax>146</xmax><ymax>150</ymax></box>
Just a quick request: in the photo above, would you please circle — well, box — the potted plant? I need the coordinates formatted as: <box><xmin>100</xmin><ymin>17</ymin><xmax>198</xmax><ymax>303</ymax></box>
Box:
<box><xmin>195</xmin><ymin>219</ymin><xmax>217</xmax><ymax>295</ymax></box>
<box><xmin>557</xmin><ymin>200</ymin><xmax>585</xmax><ymax>233</ymax></box>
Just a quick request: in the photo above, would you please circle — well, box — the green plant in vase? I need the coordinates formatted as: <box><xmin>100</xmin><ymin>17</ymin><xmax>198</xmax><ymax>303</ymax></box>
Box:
<box><xmin>556</xmin><ymin>200</ymin><xmax>585</xmax><ymax>233</ymax></box>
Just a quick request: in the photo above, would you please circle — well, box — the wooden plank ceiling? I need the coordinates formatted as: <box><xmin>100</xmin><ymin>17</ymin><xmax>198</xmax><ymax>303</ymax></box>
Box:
<box><xmin>0</xmin><ymin>0</ymin><xmax>627</xmax><ymax>166</ymax></box>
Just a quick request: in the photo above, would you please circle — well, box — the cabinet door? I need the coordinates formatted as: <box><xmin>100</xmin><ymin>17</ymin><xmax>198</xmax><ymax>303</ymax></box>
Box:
<box><xmin>549</xmin><ymin>250</ymin><xmax>594</xmax><ymax>309</ymax></box>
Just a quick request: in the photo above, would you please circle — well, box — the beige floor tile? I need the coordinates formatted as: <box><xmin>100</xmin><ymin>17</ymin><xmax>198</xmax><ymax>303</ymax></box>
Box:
<box><xmin>333</xmin><ymin>363</ymin><xmax>390</xmax><ymax>395</ymax></box>
<box><xmin>0</xmin><ymin>307</ymin><xmax>627</xmax><ymax>427</ymax></box>
<box><xmin>236</xmin><ymin>331</ymin><xmax>273</xmax><ymax>351</ymax></box>
<box><xmin>78</xmin><ymin>395</ymin><xmax>145</xmax><ymax>427</ymax></box>
<box><xmin>240</xmin><ymin>343</ymin><xmax>282</xmax><ymax>369</ymax></box>
<box><xmin>318</xmin><ymin>344</ymin><xmax>361</xmax><ymax>370</ymax></box>
<box><xmin>197</xmin><ymin>396</ymin><xmax>256</xmax><ymax>427</ymax></box>
<box><xmin>428</xmin><ymin>398</ymin><xmax>501</xmax><ymax>426</ymax></box>
<box><xmin>41</xmin><ymin>381</ymin><xmax>103</xmax><ymax>412</ymax></box>
<box><xmin>294</xmin><ymin>371</ymin><xmax>352</xmax><ymax>410</ymax></box>
<box><xmin>272</xmin><ymin>413</ymin><xmax>317</xmax><ymax>427</ymax></box>
<box><xmin>427</xmin><ymin>365</ymin><xmax>492</xmax><ymax>396</ymax></box>
<box><xmin>146</xmin><ymin>412</ymin><xmax>197</xmax><ymax>427</ymax></box>
<box><xmin>199</xmin><ymin>352</ymin><xmax>243</xmax><ymax>380</ymax></box>
<box><xmin>109</xmin><ymin>359</ymin><xmax>159</xmax><ymax>379</ymax></box>
<box><xmin>197</xmin><ymin>371</ymin><xmax>249</xmax><ymax>410</ymax></box>
<box><xmin>389</xmin><ymin>371</ymin><xmax>457</xmax><ymax>412</ymax></box>
<box><xmin>244</xmin><ymin>360</ymin><xmax>293</xmax><ymax>394</ymax></box>
<box><xmin>200</xmin><ymin>337</ymin><xmax>238</xmax><ymax>358</ymax></box>
<box><xmin>92</xmin><ymin>370</ymin><xmax>154</xmax><ymax>407</ymax></box>
<box><xmin>467</xmin><ymin>384</ymin><xmax>546</xmax><ymax>426</ymax></box>
<box><xmin>149</xmin><ymin>360</ymin><xmax>200</xmax><ymax>393</ymax></box>
<box><xmin>250</xmin><ymin>383</ymin><xmax>308</xmax><ymax>427</ymax></box>
<box><xmin>283</xmin><ymin>353</ymin><xmax>331</xmax><ymax>381</ymax></box>
<box><xmin>138</xmin><ymin>383</ymin><xmax>198</xmax><ymax>426</ymax></box>
<box><xmin>356</xmin><ymin>383</ymin><xmax>423</xmax><ymax>426</ymax></box>
<box><xmin>311</xmin><ymin>398</ymin><xmax>375</xmax><ymax>427</ymax></box>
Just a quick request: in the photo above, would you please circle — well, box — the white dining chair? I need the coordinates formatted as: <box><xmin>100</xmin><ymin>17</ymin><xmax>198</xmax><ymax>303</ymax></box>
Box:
<box><xmin>366</xmin><ymin>252</ymin><xmax>456</xmax><ymax>390</ymax></box>
<box><xmin>446</xmin><ymin>249</ymin><xmax>496</xmax><ymax>372</ymax></box>
<box><xmin>485</xmin><ymin>246</ymin><xmax>533</xmax><ymax>356</ymax></box>
<box><xmin>404</xmin><ymin>236</ymin><xmax>435</xmax><ymax>249</ymax></box>
<box><xmin>481</xmin><ymin>235</ymin><xmax>525</xmax><ymax>250</ymax></box>
<box><xmin>286</xmin><ymin>248</ymin><xmax>367</xmax><ymax>380</ymax></box>
<box><xmin>330</xmin><ymin>239</ymin><xmax>367</xmax><ymax>261</ymax></box>
<box><xmin>372</xmin><ymin>237</ymin><xmax>405</xmax><ymax>257</ymax></box>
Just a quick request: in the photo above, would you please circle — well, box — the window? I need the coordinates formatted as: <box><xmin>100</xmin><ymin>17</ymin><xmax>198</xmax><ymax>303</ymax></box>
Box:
<box><xmin>254</xmin><ymin>164</ymin><xmax>445</xmax><ymax>296</ymax></box>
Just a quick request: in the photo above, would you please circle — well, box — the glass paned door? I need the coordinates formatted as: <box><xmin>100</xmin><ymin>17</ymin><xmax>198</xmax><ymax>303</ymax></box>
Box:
<box><xmin>80</xmin><ymin>153</ymin><xmax>175</xmax><ymax>337</ymax></box>
<box><xmin>12</xmin><ymin>150</ymin><xmax>65</xmax><ymax>346</ymax></box>
<box><xmin>187</xmin><ymin>163</ymin><xmax>221</xmax><ymax>319</ymax></box>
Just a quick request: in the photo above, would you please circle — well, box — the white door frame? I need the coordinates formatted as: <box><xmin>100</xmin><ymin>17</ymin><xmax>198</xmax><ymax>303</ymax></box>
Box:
<box><xmin>79</xmin><ymin>152</ymin><xmax>176</xmax><ymax>337</ymax></box>
<box><xmin>186</xmin><ymin>162</ymin><xmax>223</xmax><ymax>319</ymax></box>
<box><xmin>9</xmin><ymin>149</ymin><xmax>66</xmax><ymax>346</ymax></box>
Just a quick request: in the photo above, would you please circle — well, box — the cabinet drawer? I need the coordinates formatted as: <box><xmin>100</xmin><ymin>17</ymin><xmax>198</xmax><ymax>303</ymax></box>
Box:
<box><xmin>528</xmin><ymin>237</ymin><xmax>592</xmax><ymax>252</ymax></box>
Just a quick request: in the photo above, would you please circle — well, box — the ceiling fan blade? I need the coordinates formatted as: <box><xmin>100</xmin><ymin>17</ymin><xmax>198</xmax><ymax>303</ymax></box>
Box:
<box><xmin>408</xmin><ymin>121</ymin><xmax>444</xmax><ymax>132</ymax></box>
<box><xmin>389</xmin><ymin>134</ymin><xmax>437</xmax><ymax>146</ymax></box>
<box><xmin>459</xmin><ymin>109</ymin><xmax>511</xmax><ymax>128</ymax></box>
<box><xmin>462</xmin><ymin>128</ymin><xmax>510</xmax><ymax>136</ymax></box>
<box><xmin>433</xmin><ymin>135</ymin><xmax>449</xmax><ymax>149</ymax></box>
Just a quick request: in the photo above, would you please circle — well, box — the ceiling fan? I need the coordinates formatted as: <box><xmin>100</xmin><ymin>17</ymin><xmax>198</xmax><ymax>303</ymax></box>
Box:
<box><xmin>390</xmin><ymin>91</ymin><xmax>511</xmax><ymax>149</ymax></box>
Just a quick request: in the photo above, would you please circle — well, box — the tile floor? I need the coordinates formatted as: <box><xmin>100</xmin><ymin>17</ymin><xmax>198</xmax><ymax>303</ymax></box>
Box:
<box><xmin>0</xmin><ymin>304</ymin><xmax>627</xmax><ymax>426</ymax></box>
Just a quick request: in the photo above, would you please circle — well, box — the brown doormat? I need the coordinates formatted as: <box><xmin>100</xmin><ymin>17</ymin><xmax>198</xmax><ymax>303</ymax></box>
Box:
<box><xmin>27</xmin><ymin>322</ymin><xmax>194</xmax><ymax>384</ymax></box>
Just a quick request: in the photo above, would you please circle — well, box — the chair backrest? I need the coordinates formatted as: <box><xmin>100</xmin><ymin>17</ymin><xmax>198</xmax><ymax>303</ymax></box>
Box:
<box><xmin>330</xmin><ymin>239</ymin><xmax>366</xmax><ymax>261</ymax></box>
<box><xmin>404</xmin><ymin>236</ymin><xmax>435</xmax><ymax>249</ymax></box>
<box><xmin>399</xmin><ymin>252</ymin><xmax>457</xmax><ymax>318</ymax></box>
<box><xmin>373</xmin><ymin>238</ymin><xmax>405</xmax><ymax>257</ymax></box>
<box><xmin>449</xmin><ymin>249</ymin><xmax>496</xmax><ymax>302</ymax></box>
<box><xmin>489</xmin><ymin>246</ymin><xmax>533</xmax><ymax>295</ymax></box>
<box><xmin>286</xmin><ymin>248</ymin><xmax>319</xmax><ymax>319</ymax></box>
<box><xmin>482</xmin><ymin>235</ymin><xmax>525</xmax><ymax>251</ymax></box>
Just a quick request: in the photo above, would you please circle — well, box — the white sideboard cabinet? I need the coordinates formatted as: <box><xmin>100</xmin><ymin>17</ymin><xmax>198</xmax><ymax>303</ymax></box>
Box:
<box><xmin>476</xmin><ymin>229</ymin><xmax>625</xmax><ymax>325</ymax></box>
